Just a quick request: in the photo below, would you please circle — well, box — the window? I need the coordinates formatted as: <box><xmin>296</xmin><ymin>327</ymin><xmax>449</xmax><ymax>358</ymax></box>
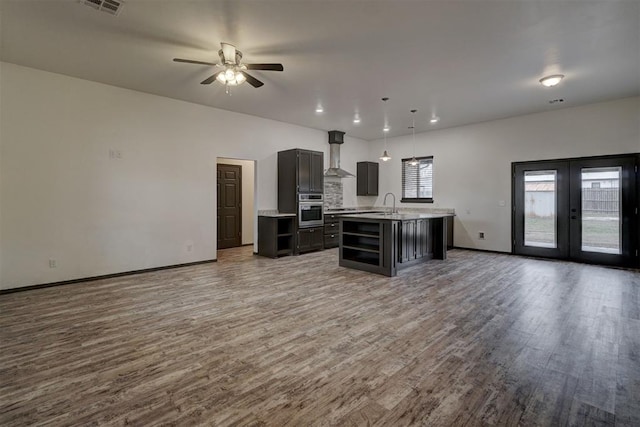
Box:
<box><xmin>401</xmin><ymin>156</ymin><xmax>433</xmax><ymax>203</ymax></box>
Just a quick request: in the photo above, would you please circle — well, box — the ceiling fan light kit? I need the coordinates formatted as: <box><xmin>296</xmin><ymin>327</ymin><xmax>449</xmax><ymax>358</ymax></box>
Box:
<box><xmin>173</xmin><ymin>42</ymin><xmax>283</xmax><ymax>93</ymax></box>
<box><xmin>216</xmin><ymin>65</ymin><xmax>247</xmax><ymax>86</ymax></box>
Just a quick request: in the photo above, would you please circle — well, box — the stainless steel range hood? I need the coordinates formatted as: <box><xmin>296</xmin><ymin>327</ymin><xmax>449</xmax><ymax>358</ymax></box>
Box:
<box><xmin>324</xmin><ymin>130</ymin><xmax>355</xmax><ymax>178</ymax></box>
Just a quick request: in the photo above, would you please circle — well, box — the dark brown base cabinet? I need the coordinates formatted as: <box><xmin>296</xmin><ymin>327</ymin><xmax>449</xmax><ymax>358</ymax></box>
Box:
<box><xmin>398</xmin><ymin>219</ymin><xmax>435</xmax><ymax>263</ymax></box>
<box><xmin>257</xmin><ymin>216</ymin><xmax>295</xmax><ymax>258</ymax></box>
<box><xmin>323</xmin><ymin>213</ymin><xmax>341</xmax><ymax>248</ymax></box>
<box><xmin>297</xmin><ymin>227</ymin><xmax>324</xmax><ymax>253</ymax></box>
<box><xmin>339</xmin><ymin>216</ymin><xmax>448</xmax><ymax>276</ymax></box>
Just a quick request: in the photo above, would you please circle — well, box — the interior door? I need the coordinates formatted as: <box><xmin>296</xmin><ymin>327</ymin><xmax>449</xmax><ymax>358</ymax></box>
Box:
<box><xmin>217</xmin><ymin>164</ymin><xmax>242</xmax><ymax>249</ymax></box>
<box><xmin>513</xmin><ymin>155</ymin><xmax>638</xmax><ymax>267</ymax></box>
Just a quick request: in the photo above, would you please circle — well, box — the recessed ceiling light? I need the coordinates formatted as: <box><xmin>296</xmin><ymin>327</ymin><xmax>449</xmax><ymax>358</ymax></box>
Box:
<box><xmin>430</xmin><ymin>116</ymin><xmax>440</xmax><ymax>124</ymax></box>
<box><xmin>353</xmin><ymin>114</ymin><xmax>361</xmax><ymax>124</ymax></box>
<box><xmin>315</xmin><ymin>106</ymin><xmax>324</xmax><ymax>113</ymax></box>
<box><xmin>383</xmin><ymin>126</ymin><xmax>390</xmax><ymax>132</ymax></box>
<box><xmin>539</xmin><ymin>74</ymin><xmax>564</xmax><ymax>87</ymax></box>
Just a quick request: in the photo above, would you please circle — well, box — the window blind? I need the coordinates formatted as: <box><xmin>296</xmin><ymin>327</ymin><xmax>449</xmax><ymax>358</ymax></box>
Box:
<box><xmin>402</xmin><ymin>156</ymin><xmax>433</xmax><ymax>202</ymax></box>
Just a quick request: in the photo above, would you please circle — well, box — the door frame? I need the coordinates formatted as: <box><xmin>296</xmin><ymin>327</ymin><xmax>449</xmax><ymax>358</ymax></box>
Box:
<box><xmin>217</xmin><ymin>163</ymin><xmax>242</xmax><ymax>250</ymax></box>
<box><xmin>568</xmin><ymin>155</ymin><xmax>637</xmax><ymax>266</ymax></box>
<box><xmin>512</xmin><ymin>153</ymin><xmax>639</xmax><ymax>268</ymax></box>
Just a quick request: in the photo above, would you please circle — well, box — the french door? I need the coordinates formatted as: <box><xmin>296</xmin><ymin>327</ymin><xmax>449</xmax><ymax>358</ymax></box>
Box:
<box><xmin>513</xmin><ymin>154</ymin><xmax>638</xmax><ymax>267</ymax></box>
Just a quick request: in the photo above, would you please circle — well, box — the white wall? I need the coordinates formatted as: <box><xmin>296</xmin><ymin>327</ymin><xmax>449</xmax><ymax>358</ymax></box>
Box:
<box><xmin>217</xmin><ymin>157</ymin><xmax>255</xmax><ymax>246</ymax></box>
<box><xmin>369</xmin><ymin>96</ymin><xmax>640</xmax><ymax>252</ymax></box>
<box><xmin>0</xmin><ymin>63</ymin><xmax>368</xmax><ymax>289</ymax></box>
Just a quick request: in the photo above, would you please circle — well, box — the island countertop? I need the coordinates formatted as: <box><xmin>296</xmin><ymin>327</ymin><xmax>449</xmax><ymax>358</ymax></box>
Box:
<box><xmin>340</xmin><ymin>212</ymin><xmax>454</xmax><ymax>221</ymax></box>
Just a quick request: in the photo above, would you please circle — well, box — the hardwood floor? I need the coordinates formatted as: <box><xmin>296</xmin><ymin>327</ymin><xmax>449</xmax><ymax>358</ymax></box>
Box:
<box><xmin>1</xmin><ymin>247</ymin><xmax>638</xmax><ymax>426</ymax></box>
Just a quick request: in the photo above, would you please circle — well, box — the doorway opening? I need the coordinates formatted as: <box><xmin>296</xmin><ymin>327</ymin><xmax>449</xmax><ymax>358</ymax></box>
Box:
<box><xmin>512</xmin><ymin>154</ymin><xmax>639</xmax><ymax>267</ymax></box>
<box><xmin>216</xmin><ymin>158</ymin><xmax>256</xmax><ymax>260</ymax></box>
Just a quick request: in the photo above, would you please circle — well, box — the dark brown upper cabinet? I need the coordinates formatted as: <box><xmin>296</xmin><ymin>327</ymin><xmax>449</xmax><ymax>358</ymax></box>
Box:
<box><xmin>357</xmin><ymin>161</ymin><xmax>379</xmax><ymax>196</ymax></box>
<box><xmin>278</xmin><ymin>149</ymin><xmax>324</xmax><ymax>212</ymax></box>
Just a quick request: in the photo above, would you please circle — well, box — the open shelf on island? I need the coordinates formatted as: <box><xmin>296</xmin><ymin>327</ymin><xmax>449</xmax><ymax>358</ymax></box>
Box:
<box><xmin>340</xmin><ymin>219</ymin><xmax>383</xmax><ymax>268</ymax></box>
<box><xmin>342</xmin><ymin>248</ymin><xmax>380</xmax><ymax>266</ymax></box>
<box><xmin>342</xmin><ymin>221</ymin><xmax>380</xmax><ymax>236</ymax></box>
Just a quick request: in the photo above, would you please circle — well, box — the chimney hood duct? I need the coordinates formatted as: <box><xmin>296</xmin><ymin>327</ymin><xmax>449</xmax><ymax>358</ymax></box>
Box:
<box><xmin>324</xmin><ymin>130</ymin><xmax>355</xmax><ymax>178</ymax></box>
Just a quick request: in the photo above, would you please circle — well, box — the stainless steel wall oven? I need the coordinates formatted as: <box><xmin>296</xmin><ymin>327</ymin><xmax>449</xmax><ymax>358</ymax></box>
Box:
<box><xmin>298</xmin><ymin>194</ymin><xmax>324</xmax><ymax>228</ymax></box>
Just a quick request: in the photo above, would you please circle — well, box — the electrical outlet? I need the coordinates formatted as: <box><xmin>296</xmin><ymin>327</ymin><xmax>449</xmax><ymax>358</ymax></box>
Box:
<box><xmin>49</xmin><ymin>259</ymin><xmax>57</xmax><ymax>268</ymax></box>
<box><xmin>478</xmin><ymin>232</ymin><xmax>485</xmax><ymax>240</ymax></box>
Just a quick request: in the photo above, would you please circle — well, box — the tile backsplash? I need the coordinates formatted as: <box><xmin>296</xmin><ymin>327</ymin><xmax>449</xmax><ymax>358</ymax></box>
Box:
<box><xmin>324</xmin><ymin>179</ymin><xmax>343</xmax><ymax>209</ymax></box>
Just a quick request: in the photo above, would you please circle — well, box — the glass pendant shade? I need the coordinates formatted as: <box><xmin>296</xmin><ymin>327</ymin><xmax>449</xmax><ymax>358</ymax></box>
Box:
<box><xmin>409</xmin><ymin>109</ymin><xmax>418</xmax><ymax>167</ymax></box>
<box><xmin>380</xmin><ymin>97</ymin><xmax>391</xmax><ymax>161</ymax></box>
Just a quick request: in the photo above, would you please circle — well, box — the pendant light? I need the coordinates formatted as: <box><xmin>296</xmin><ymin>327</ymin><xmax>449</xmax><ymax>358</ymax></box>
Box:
<box><xmin>408</xmin><ymin>109</ymin><xmax>419</xmax><ymax>166</ymax></box>
<box><xmin>379</xmin><ymin>97</ymin><xmax>391</xmax><ymax>162</ymax></box>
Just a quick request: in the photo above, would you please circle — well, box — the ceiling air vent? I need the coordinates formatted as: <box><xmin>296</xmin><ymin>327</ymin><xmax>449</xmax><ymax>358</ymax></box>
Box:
<box><xmin>81</xmin><ymin>0</ymin><xmax>125</xmax><ymax>16</ymax></box>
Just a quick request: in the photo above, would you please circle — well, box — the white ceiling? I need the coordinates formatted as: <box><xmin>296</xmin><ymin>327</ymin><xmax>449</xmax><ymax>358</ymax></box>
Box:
<box><xmin>1</xmin><ymin>0</ymin><xmax>638</xmax><ymax>140</ymax></box>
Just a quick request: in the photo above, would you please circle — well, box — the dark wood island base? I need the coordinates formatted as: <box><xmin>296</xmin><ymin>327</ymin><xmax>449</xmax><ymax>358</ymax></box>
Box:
<box><xmin>339</xmin><ymin>213</ymin><xmax>453</xmax><ymax>276</ymax></box>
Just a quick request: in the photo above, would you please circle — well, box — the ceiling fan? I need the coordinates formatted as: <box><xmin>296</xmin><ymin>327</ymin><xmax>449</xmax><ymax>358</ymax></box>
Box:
<box><xmin>173</xmin><ymin>42</ymin><xmax>283</xmax><ymax>91</ymax></box>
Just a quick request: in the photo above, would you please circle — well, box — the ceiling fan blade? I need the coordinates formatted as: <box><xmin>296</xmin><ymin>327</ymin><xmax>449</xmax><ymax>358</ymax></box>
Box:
<box><xmin>201</xmin><ymin>71</ymin><xmax>223</xmax><ymax>85</ymax></box>
<box><xmin>173</xmin><ymin>58</ymin><xmax>218</xmax><ymax>66</ymax></box>
<box><xmin>220</xmin><ymin>42</ymin><xmax>237</xmax><ymax>63</ymax></box>
<box><xmin>245</xmin><ymin>63</ymin><xmax>284</xmax><ymax>71</ymax></box>
<box><xmin>241</xmin><ymin>72</ymin><xmax>264</xmax><ymax>88</ymax></box>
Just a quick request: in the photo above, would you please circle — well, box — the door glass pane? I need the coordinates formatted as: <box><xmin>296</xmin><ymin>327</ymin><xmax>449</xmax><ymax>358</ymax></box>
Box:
<box><xmin>524</xmin><ymin>170</ymin><xmax>557</xmax><ymax>248</ymax></box>
<box><xmin>581</xmin><ymin>167</ymin><xmax>621</xmax><ymax>254</ymax></box>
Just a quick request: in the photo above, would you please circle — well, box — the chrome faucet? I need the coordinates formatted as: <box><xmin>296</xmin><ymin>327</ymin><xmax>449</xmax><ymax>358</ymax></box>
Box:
<box><xmin>383</xmin><ymin>192</ymin><xmax>397</xmax><ymax>214</ymax></box>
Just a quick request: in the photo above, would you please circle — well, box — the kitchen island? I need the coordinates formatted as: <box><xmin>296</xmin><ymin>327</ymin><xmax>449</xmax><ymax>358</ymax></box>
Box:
<box><xmin>339</xmin><ymin>213</ymin><xmax>453</xmax><ymax>276</ymax></box>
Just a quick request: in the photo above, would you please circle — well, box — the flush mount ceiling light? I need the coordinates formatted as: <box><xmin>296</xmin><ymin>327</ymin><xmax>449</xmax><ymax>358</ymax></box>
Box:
<box><xmin>409</xmin><ymin>109</ymin><xmax>419</xmax><ymax>167</ymax></box>
<box><xmin>315</xmin><ymin>105</ymin><xmax>324</xmax><ymax>113</ymax></box>
<box><xmin>430</xmin><ymin>116</ymin><xmax>440</xmax><ymax>124</ymax></box>
<box><xmin>539</xmin><ymin>74</ymin><xmax>564</xmax><ymax>87</ymax></box>
<box><xmin>353</xmin><ymin>114</ymin><xmax>361</xmax><ymax>124</ymax></box>
<box><xmin>379</xmin><ymin>97</ymin><xmax>391</xmax><ymax>162</ymax></box>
